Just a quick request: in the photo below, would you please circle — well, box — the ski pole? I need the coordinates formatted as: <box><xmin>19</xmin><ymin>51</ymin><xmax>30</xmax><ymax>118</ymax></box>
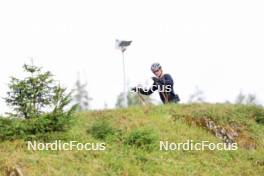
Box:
<box><xmin>137</xmin><ymin>92</ymin><xmax>146</xmax><ymax>105</ymax></box>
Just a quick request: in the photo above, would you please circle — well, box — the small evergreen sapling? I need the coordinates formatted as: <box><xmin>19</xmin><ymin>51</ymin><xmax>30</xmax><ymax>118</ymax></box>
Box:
<box><xmin>5</xmin><ymin>63</ymin><xmax>77</xmax><ymax>119</ymax></box>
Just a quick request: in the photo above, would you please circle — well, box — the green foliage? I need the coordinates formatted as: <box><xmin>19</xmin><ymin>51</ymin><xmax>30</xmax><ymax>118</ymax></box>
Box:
<box><xmin>0</xmin><ymin>108</ymin><xmax>77</xmax><ymax>141</ymax></box>
<box><xmin>25</xmin><ymin>131</ymin><xmax>71</xmax><ymax>142</ymax></box>
<box><xmin>5</xmin><ymin>64</ymin><xmax>54</xmax><ymax>118</ymax></box>
<box><xmin>256</xmin><ymin>117</ymin><xmax>264</xmax><ymax>124</ymax></box>
<box><xmin>124</xmin><ymin>128</ymin><xmax>158</xmax><ymax>151</ymax></box>
<box><xmin>5</xmin><ymin>63</ymin><xmax>77</xmax><ymax>119</ymax></box>
<box><xmin>1</xmin><ymin>63</ymin><xmax>78</xmax><ymax>141</ymax></box>
<box><xmin>27</xmin><ymin>109</ymin><xmax>76</xmax><ymax>135</ymax></box>
<box><xmin>253</xmin><ymin>106</ymin><xmax>264</xmax><ymax>125</ymax></box>
<box><xmin>88</xmin><ymin>119</ymin><xmax>116</xmax><ymax>140</ymax></box>
<box><xmin>51</xmin><ymin>85</ymin><xmax>78</xmax><ymax>123</ymax></box>
<box><xmin>0</xmin><ymin>118</ymin><xmax>27</xmax><ymax>141</ymax></box>
<box><xmin>1</xmin><ymin>104</ymin><xmax>264</xmax><ymax>175</ymax></box>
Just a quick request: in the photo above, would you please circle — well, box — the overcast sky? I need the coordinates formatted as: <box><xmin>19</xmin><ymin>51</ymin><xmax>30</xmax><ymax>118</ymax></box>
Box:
<box><xmin>1</xmin><ymin>0</ymin><xmax>264</xmax><ymax>114</ymax></box>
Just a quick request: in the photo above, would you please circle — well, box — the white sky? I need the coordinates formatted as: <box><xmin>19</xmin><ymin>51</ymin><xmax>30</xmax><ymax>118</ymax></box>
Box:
<box><xmin>1</xmin><ymin>0</ymin><xmax>264</xmax><ymax>114</ymax></box>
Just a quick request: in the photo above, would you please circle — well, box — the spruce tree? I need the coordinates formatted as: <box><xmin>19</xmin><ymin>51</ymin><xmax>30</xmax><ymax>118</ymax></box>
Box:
<box><xmin>5</xmin><ymin>63</ymin><xmax>76</xmax><ymax>119</ymax></box>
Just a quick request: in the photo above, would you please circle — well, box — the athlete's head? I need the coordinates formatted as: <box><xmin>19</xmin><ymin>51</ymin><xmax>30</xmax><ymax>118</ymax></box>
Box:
<box><xmin>151</xmin><ymin>63</ymin><xmax>162</xmax><ymax>77</ymax></box>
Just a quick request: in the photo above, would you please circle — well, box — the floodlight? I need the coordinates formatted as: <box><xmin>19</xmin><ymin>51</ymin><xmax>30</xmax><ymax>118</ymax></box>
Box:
<box><xmin>115</xmin><ymin>39</ymin><xmax>132</xmax><ymax>107</ymax></box>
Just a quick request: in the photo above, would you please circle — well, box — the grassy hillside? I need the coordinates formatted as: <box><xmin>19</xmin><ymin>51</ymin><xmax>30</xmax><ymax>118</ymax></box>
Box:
<box><xmin>1</xmin><ymin>104</ymin><xmax>264</xmax><ymax>176</ymax></box>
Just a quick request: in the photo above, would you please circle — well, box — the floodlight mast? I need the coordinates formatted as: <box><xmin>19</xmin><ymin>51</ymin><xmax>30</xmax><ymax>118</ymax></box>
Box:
<box><xmin>122</xmin><ymin>50</ymin><xmax>127</xmax><ymax>107</ymax></box>
<box><xmin>116</xmin><ymin>40</ymin><xmax>132</xmax><ymax>107</ymax></box>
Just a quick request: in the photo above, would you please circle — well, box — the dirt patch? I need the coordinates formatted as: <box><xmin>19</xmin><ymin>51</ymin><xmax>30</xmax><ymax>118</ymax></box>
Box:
<box><xmin>171</xmin><ymin>113</ymin><xmax>257</xmax><ymax>149</ymax></box>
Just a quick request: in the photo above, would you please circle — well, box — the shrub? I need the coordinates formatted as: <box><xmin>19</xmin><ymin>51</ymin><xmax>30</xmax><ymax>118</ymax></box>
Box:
<box><xmin>26</xmin><ymin>111</ymin><xmax>75</xmax><ymax>135</ymax></box>
<box><xmin>25</xmin><ymin>132</ymin><xmax>71</xmax><ymax>142</ymax></box>
<box><xmin>252</xmin><ymin>106</ymin><xmax>264</xmax><ymax>125</ymax></box>
<box><xmin>4</xmin><ymin>63</ymin><xmax>77</xmax><ymax>119</ymax></box>
<box><xmin>88</xmin><ymin>120</ymin><xmax>116</xmax><ymax>140</ymax></box>
<box><xmin>0</xmin><ymin>118</ymin><xmax>26</xmax><ymax>141</ymax></box>
<box><xmin>124</xmin><ymin>128</ymin><xmax>158</xmax><ymax>151</ymax></box>
<box><xmin>256</xmin><ymin>116</ymin><xmax>264</xmax><ymax>125</ymax></box>
<box><xmin>0</xmin><ymin>109</ymin><xmax>76</xmax><ymax>141</ymax></box>
<box><xmin>0</xmin><ymin>63</ymin><xmax>78</xmax><ymax>141</ymax></box>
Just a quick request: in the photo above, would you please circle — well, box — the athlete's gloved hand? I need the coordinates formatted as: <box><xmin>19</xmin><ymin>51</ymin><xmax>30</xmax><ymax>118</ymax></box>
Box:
<box><xmin>152</xmin><ymin>77</ymin><xmax>161</xmax><ymax>85</ymax></box>
<box><xmin>131</xmin><ymin>87</ymin><xmax>138</xmax><ymax>92</ymax></box>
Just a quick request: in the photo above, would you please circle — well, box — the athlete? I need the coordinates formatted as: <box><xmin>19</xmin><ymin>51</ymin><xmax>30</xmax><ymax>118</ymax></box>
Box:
<box><xmin>131</xmin><ymin>63</ymin><xmax>180</xmax><ymax>104</ymax></box>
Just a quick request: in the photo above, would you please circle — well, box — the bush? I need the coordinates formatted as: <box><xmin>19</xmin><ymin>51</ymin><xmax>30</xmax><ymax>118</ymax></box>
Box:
<box><xmin>25</xmin><ymin>132</ymin><xmax>71</xmax><ymax>142</ymax></box>
<box><xmin>4</xmin><ymin>63</ymin><xmax>77</xmax><ymax>119</ymax></box>
<box><xmin>88</xmin><ymin>120</ymin><xmax>116</xmax><ymax>140</ymax></box>
<box><xmin>0</xmin><ymin>108</ymin><xmax>76</xmax><ymax>141</ymax></box>
<box><xmin>124</xmin><ymin>128</ymin><xmax>158</xmax><ymax>151</ymax></box>
<box><xmin>0</xmin><ymin>118</ymin><xmax>26</xmax><ymax>141</ymax></box>
<box><xmin>0</xmin><ymin>63</ymin><xmax>78</xmax><ymax>141</ymax></box>
<box><xmin>26</xmin><ymin>111</ymin><xmax>75</xmax><ymax>134</ymax></box>
<box><xmin>256</xmin><ymin>117</ymin><xmax>264</xmax><ymax>125</ymax></box>
<box><xmin>251</xmin><ymin>106</ymin><xmax>264</xmax><ymax>125</ymax></box>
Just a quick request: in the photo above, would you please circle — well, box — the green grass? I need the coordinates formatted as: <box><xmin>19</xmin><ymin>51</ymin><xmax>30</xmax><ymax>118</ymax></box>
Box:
<box><xmin>1</xmin><ymin>104</ymin><xmax>264</xmax><ymax>175</ymax></box>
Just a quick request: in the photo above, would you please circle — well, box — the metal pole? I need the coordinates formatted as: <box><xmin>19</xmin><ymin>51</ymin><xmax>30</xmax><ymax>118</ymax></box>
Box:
<box><xmin>122</xmin><ymin>50</ymin><xmax>128</xmax><ymax>107</ymax></box>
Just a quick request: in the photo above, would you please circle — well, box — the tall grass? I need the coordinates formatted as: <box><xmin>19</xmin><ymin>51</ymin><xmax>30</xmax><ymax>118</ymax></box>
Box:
<box><xmin>0</xmin><ymin>104</ymin><xmax>264</xmax><ymax>175</ymax></box>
